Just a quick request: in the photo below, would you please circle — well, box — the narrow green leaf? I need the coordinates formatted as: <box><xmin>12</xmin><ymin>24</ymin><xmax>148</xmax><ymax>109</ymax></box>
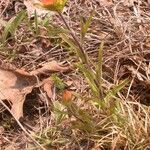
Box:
<box><xmin>53</xmin><ymin>101</ymin><xmax>66</xmax><ymax>125</ymax></box>
<box><xmin>104</xmin><ymin>79</ymin><xmax>129</xmax><ymax>102</ymax></box>
<box><xmin>77</xmin><ymin>63</ymin><xmax>99</xmax><ymax>96</ymax></box>
<box><xmin>96</xmin><ymin>42</ymin><xmax>104</xmax><ymax>99</ymax></box>
<box><xmin>2</xmin><ymin>10</ymin><xmax>26</xmax><ymax>42</ymax></box>
<box><xmin>63</xmin><ymin>101</ymin><xmax>95</xmax><ymax>132</ymax></box>
<box><xmin>80</xmin><ymin>11</ymin><xmax>94</xmax><ymax>41</ymax></box>
<box><xmin>34</xmin><ymin>10</ymin><xmax>39</xmax><ymax>36</ymax></box>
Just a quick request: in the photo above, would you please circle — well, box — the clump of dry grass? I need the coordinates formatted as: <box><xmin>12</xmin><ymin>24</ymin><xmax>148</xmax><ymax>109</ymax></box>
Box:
<box><xmin>0</xmin><ymin>0</ymin><xmax>150</xmax><ymax>149</ymax></box>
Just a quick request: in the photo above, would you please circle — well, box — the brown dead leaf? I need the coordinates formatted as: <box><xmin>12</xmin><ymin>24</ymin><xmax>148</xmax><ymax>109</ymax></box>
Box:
<box><xmin>0</xmin><ymin>67</ymin><xmax>35</xmax><ymax>119</ymax></box>
<box><xmin>30</xmin><ymin>60</ymin><xmax>70</xmax><ymax>75</ymax></box>
<box><xmin>43</xmin><ymin>78</ymin><xmax>54</xmax><ymax>99</ymax></box>
<box><xmin>0</xmin><ymin>60</ymin><xmax>70</xmax><ymax>119</ymax></box>
<box><xmin>62</xmin><ymin>90</ymin><xmax>73</xmax><ymax>102</ymax></box>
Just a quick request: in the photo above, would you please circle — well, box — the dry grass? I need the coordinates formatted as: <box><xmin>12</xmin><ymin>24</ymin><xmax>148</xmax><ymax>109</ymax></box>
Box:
<box><xmin>0</xmin><ymin>0</ymin><xmax>150</xmax><ymax>149</ymax></box>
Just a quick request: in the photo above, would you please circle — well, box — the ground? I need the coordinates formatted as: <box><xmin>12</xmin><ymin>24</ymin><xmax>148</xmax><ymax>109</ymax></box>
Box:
<box><xmin>0</xmin><ymin>0</ymin><xmax>150</xmax><ymax>150</ymax></box>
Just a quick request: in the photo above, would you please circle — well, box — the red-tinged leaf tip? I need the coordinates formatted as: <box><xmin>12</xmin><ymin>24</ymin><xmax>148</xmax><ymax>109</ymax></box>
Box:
<box><xmin>62</xmin><ymin>90</ymin><xmax>72</xmax><ymax>102</ymax></box>
<box><xmin>37</xmin><ymin>0</ymin><xmax>67</xmax><ymax>12</ymax></box>
<box><xmin>40</xmin><ymin>0</ymin><xmax>56</xmax><ymax>5</ymax></box>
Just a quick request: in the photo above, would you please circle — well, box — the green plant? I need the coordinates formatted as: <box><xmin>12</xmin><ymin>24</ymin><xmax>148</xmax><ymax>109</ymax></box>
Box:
<box><xmin>2</xmin><ymin>10</ymin><xmax>27</xmax><ymax>43</ymax></box>
<box><xmin>59</xmin><ymin>12</ymin><xmax>128</xmax><ymax>107</ymax></box>
<box><xmin>80</xmin><ymin>11</ymin><xmax>94</xmax><ymax>43</ymax></box>
<box><xmin>51</xmin><ymin>74</ymin><xmax>66</xmax><ymax>91</ymax></box>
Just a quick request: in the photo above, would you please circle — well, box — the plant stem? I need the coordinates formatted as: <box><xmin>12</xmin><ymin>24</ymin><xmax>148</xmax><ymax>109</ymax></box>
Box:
<box><xmin>58</xmin><ymin>12</ymin><xmax>88</xmax><ymax>64</ymax></box>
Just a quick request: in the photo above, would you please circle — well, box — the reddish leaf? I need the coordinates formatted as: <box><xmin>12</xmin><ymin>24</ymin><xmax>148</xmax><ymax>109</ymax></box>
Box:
<box><xmin>41</xmin><ymin>0</ymin><xmax>56</xmax><ymax>5</ymax></box>
<box><xmin>62</xmin><ymin>90</ymin><xmax>72</xmax><ymax>102</ymax></box>
<box><xmin>35</xmin><ymin>0</ymin><xmax>67</xmax><ymax>12</ymax></box>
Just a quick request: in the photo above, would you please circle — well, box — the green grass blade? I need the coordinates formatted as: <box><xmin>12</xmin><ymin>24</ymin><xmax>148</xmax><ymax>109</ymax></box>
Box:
<box><xmin>80</xmin><ymin>11</ymin><xmax>94</xmax><ymax>41</ymax></box>
<box><xmin>91</xmin><ymin>79</ymin><xmax>129</xmax><ymax>109</ymax></box>
<box><xmin>34</xmin><ymin>10</ymin><xmax>39</xmax><ymax>36</ymax></box>
<box><xmin>77</xmin><ymin>63</ymin><xmax>99</xmax><ymax>96</ymax></box>
<box><xmin>63</xmin><ymin>100</ymin><xmax>95</xmax><ymax>132</ymax></box>
<box><xmin>96</xmin><ymin>42</ymin><xmax>104</xmax><ymax>99</ymax></box>
<box><xmin>2</xmin><ymin>10</ymin><xmax>26</xmax><ymax>42</ymax></box>
<box><xmin>104</xmin><ymin>78</ymin><xmax>129</xmax><ymax>102</ymax></box>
